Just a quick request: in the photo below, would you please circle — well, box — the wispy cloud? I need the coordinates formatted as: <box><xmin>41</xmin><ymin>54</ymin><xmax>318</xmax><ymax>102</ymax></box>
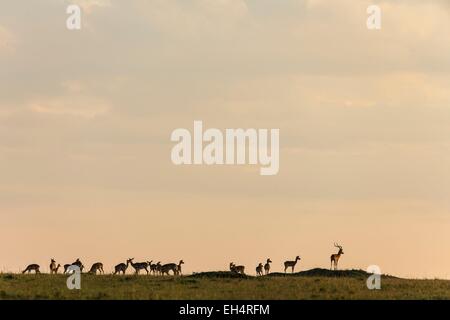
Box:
<box><xmin>68</xmin><ymin>0</ymin><xmax>112</xmax><ymax>14</ymax></box>
<box><xmin>0</xmin><ymin>25</ymin><xmax>15</xmax><ymax>54</ymax></box>
<box><xmin>29</xmin><ymin>97</ymin><xmax>110</xmax><ymax>118</ymax></box>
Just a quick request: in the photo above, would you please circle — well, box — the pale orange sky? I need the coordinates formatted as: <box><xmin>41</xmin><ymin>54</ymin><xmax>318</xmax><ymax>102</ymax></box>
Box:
<box><xmin>0</xmin><ymin>0</ymin><xmax>449</xmax><ymax>279</ymax></box>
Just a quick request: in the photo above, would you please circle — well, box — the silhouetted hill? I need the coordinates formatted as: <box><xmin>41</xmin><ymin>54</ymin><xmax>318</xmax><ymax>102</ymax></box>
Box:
<box><xmin>189</xmin><ymin>268</ymin><xmax>397</xmax><ymax>279</ymax></box>
<box><xmin>188</xmin><ymin>271</ymin><xmax>250</xmax><ymax>279</ymax></box>
<box><xmin>269</xmin><ymin>268</ymin><xmax>370</xmax><ymax>278</ymax></box>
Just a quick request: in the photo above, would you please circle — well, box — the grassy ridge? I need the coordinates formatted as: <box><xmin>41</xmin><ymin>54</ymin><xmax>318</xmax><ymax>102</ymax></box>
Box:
<box><xmin>0</xmin><ymin>271</ymin><xmax>449</xmax><ymax>300</ymax></box>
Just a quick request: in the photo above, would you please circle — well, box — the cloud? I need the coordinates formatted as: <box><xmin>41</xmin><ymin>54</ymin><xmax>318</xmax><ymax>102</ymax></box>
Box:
<box><xmin>0</xmin><ymin>26</ymin><xmax>15</xmax><ymax>54</ymax></box>
<box><xmin>135</xmin><ymin>0</ymin><xmax>249</xmax><ymax>38</ymax></box>
<box><xmin>28</xmin><ymin>96</ymin><xmax>110</xmax><ymax>118</ymax></box>
<box><xmin>69</xmin><ymin>0</ymin><xmax>111</xmax><ymax>14</ymax></box>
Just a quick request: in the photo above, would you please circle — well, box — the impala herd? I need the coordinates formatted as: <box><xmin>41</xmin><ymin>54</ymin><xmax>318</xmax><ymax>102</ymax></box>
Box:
<box><xmin>21</xmin><ymin>244</ymin><xmax>345</xmax><ymax>276</ymax></box>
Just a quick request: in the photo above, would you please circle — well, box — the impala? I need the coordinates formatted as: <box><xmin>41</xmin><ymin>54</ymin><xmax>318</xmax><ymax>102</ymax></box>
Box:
<box><xmin>63</xmin><ymin>259</ymin><xmax>84</xmax><ymax>274</ymax></box>
<box><xmin>230</xmin><ymin>262</ymin><xmax>245</xmax><ymax>275</ymax></box>
<box><xmin>22</xmin><ymin>264</ymin><xmax>40</xmax><ymax>274</ymax></box>
<box><xmin>256</xmin><ymin>263</ymin><xmax>264</xmax><ymax>276</ymax></box>
<box><xmin>49</xmin><ymin>259</ymin><xmax>60</xmax><ymax>274</ymax></box>
<box><xmin>114</xmin><ymin>258</ymin><xmax>133</xmax><ymax>275</ymax></box>
<box><xmin>50</xmin><ymin>259</ymin><xmax>62</xmax><ymax>274</ymax></box>
<box><xmin>264</xmin><ymin>258</ymin><xmax>272</xmax><ymax>275</ymax></box>
<box><xmin>284</xmin><ymin>256</ymin><xmax>301</xmax><ymax>273</ymax></box>
<box><xmin>129</xmin><ymin>258</ymin><xmax>149</xmax><ymax>275</ymax></box>
<box><xmin>88</xmin><ymin>262</ymin><xmax>104</xmax><ymax>274</ymax></box>
<box><xmin>330</xmin><ymin>243</ymin><xmax>344</xmax><ymax>270</ymax></box>
<box><xmin>149</xmin><ymin>261</ymin><xmax>159</xmax><ymax>275</ymax></box>
<box><xmin>161</xmin><ymin>260</ymin><xmax>184</xmax><ymax>276</ymax></box>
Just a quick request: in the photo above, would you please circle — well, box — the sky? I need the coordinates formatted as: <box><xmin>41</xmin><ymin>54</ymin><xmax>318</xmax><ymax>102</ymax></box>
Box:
<box><xmin>0</xmin><ymin>0</ymin><xmax>449</xmax><ymax>279</ymax></box>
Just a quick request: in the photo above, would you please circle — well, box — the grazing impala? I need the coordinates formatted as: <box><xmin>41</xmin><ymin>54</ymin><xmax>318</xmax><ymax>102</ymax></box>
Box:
<box><xmin>161</xmin><ymin>260</ymin><xmax>184</xmax><ymax>276</ymax></box>
<box><xmin>22</xmin><ymin>264</ymin><xmax>40</xmax><ymax>274</ymax></box>
<box><xmin>63</xmin><ymin>259</ymin><xmax>84</xmax><ymax>274</ymax></box>
<box><xmin>88</xmin><ymin>262</ymin><xmax>104</xmax><ymax>274</ymax></box>
<box><xmin>330</xmin><ymin>243</ymin><xmax>344</xmax><ymax>270</ymax></box>
<box><xmin>129</xmin><ymin>258</ymin><xmax>149</xmax><ymax>274</ymax></box>
<box><xmin>264</xmin><ymin>258</ymin><xmax>272</xmax><ymax>275</ymax></box>
<box><xmin>230</xmin><ymin>262</ymin><xmax>245</xmax><ymax>275</ymax></box>
<box><xmin>114</xmin><ymin>258</ymin><xmax>133</xmax><ymax>275</ymax></box>
<box><xmin>256</xmin><ymin>263</ymin><xmax>264</xmax><ymax>276</ymax></box>
<box><xmin>284</xmin><ymin>256</ymin><xmax>301</xmax><ymax>273</ymax></box>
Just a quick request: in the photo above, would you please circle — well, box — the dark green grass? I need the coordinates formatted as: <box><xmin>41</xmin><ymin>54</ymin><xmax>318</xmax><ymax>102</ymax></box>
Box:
<box><xmin>0</xmin><ymin>270</ymin><xmax>448</xmax><ymax>300</ymax></box>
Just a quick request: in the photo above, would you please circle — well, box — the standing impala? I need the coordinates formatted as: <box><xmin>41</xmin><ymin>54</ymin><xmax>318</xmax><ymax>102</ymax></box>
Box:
<box><xmin>50</xmin><ymin>259</ymin><xmax>62</xmax><ymax>274</ymax></box>
<box><xmin>155</xmin><ymin>262</ymin><xmax>162</xmax><ymax>275</ymax></box>
<box><xmin>284</xmin><ymin>256</ymin><xmax>301</xmax><ymax>273</ymax></box>
<box><xmin>264</xmin><ymin>258</ymin><xmax>272</xmax><ymax>275</ymax></box>
<box><xmin>330</xmin><ymin>243</ymin><xmax>344</xmax><ymax>270</ymax></box>
<box><xmin>50</xmin><ymin>259</ymin><xmax>59</xmax><ymax>274</ymax></box>
<box><xmin>129</xmin><ymin>258</ymin><xmax>149</xmax><ymax>274</ymax></box>
<box><xmin>149</xmin><ymin>261</ymin><xmax>159</xmax><ymax>275</ymax></box>
<box><xmin>256</xmin><ymin>263</ymin><xmax>264</xmax><ymax>276</ymax></box>
<box><xmin>160</xmin><ymin>260</ymin><xmax>184</xmax><ymax>276</ymax></box>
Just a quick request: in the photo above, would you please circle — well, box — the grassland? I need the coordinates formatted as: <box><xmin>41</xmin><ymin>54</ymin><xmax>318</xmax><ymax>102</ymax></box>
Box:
<box><xmin>0</xmin><ymin>269</ymin><xmax>449</xmax><ymax>300</ymax></box>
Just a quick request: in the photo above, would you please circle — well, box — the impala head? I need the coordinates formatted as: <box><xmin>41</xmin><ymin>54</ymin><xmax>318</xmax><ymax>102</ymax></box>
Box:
<box><xmin>334</xmin><ymin>243</ymin><xmax>344</xmax><ymax>255</ymax></box>
<box><xmin>51</xmin><ymin>259</ymin><xmax>55</xmax><ymax>263</ymax></box>
<box><xmin>179</xmin><ymin>260</ymin><xmax>184</xmax><ymax>265</ymax></box>
<box><xmin>267</xmin><ymin>258</ymin><xmax>272</xmax><ymax>263</ymax></box>
<box><xmin>126</xmin><ymin>258</ymin><xmax>133</xmax><ymax>264</ymax></box>
<box><xmin>296</xmin><ymin>256</ymin><xmax>301</xmax><ymax>261</ymax></box>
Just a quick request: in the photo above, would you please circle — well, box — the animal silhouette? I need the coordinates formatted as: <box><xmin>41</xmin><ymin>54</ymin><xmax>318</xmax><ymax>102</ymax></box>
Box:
<box><xmin>149</xmin><ymin>261</ymin><xmax>159</xmax><ymax>275</ymax></box>
<box><xmin>256</xmin><ymin>263</ymin><xmax>264</xmax><ymax>276</ymax></box>
<box><xmin>160</xmin><ymin>260</ymin><xmax>184</xmax><ymax>276</ymax></box>
<box><xmin>88</xmin><ymin>262</ymin><xmax>104</xmax><ymax>274</ymax></box>
<box><xmin>129</xmin><ymin>258</ymin><xmax>149</xmax><ymax>274</ymax></box>
<box><xmin>230</xmin><ymin>262</ymin><xmax>245</xmax><ymax>275</ymax></box>
<box><xmin>284</xmin><ymin>256</ymin><xmax>301</xmax><ymax>273</ymax></box>
<box><xmin>264</xmin><ymin>258</ymin><xmax>272</xmax><ymax>275</ymax></box>
<box><xmin>330</xmin><ymin>243</ymin><xmax>344</xmax><ymax>270</ymax></box>
<box><xmin>49</xmin><ymin>259</ymin><xmax>60</xmax><ymax>274</ymax></box>
<box><xmin>22</xmin><ymin>264</ymin><xmax>40</xmax><ymax>274</ymax></box>
<box><xmin>114</xmin><ymin>258</ymin><xmax>133</xmax><ymax>275</ymax></box>
<box><xmin>63</xmin><ymin>259</ymin><xmax>84</xmax><ymax>274</ymax></box>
